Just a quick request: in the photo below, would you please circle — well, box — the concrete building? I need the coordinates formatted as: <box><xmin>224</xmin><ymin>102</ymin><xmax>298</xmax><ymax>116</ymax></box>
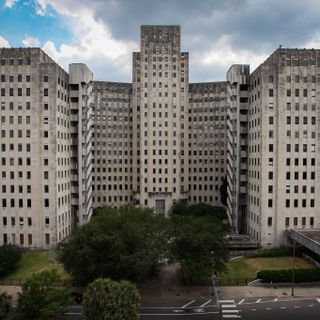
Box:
<box><xmin>1</xmin><ymin>29</ymin><xmax>320</xmax><ymax>248</ymax></box>
<box><xmin>92</xmin><ymin>81</ymin><xmax>133</xmax><ymax>208</ymax></box>
<box><xmin>226</xmin><ymin>65</ymin><xmax>250</xmax><ymax>232</ymax></box>
<box><xmin>188</xmin><ymin>82</ymin><xmax>227</xmax><ymax>206</ymax></box>
<box><xmin>0</xmin><ymin>48</ymin><xmax>73</xmax><ymax>248</ymax></box>
<box><xmin>69</xmin><ymin>63</ymin><xmax>94</xmax><ymax>226</ymax></box>
<box><xmin>245</xmin><ymin>48</ymin><xmax>320</xmax><ymax>246</ymax></box>
<box><xmin>227</xmin><ymin>49</ymin><xmax>320</xmax><ymax>246</ymax></box>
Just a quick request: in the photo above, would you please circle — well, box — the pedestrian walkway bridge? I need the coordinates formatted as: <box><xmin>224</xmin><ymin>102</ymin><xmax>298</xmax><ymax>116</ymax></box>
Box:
<box><xmin>286</xmin><ymin>228</ymin><xmax>320</xmax><ymax>256</ymax></box>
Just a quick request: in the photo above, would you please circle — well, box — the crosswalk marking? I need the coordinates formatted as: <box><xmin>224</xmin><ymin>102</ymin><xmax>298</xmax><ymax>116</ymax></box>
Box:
<box><xmin>220</xmin><ymin>299</ymin><xmax>241</xmax><ymax>319</ymax></box>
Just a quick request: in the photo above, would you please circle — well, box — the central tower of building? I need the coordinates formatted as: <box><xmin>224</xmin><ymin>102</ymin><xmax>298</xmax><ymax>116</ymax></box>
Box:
<box><xmin>132</xmin><ymin>25</ymin><xmax>189</xmax><ymax>215</ymax></box>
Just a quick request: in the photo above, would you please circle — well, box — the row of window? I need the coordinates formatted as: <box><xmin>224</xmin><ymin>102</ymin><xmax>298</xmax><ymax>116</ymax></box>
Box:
<box><xmin>1</xmin><ymin>198</ymin><xmax>52</xmax><ymax>208</ymax></box>
<box><xmin>2</xmin><ymin>233</ymin><xmax>50</xmax><ymax>246</ymax></box>
<box><xmin>0</xmin><ymin>74</ymin><xmax>31</xmax><ymax>82</ymax></box>
<box><xmin>0</xmin><ymin>58</ymin><xmax>31</xmax><ymax>66</ymax></box>
<box><xmin>267</xmin><ymin>198</ymin><xmax>315</xmax><ymax>208</ymax></box>
<box><xmin>0</xmin><ymin>88</ymin><xmax>31</xmax><ymax>96</ymax></box>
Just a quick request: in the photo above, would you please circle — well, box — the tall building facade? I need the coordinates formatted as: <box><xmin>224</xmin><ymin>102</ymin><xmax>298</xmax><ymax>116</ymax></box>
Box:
<box><xmin>0</xmin><ymin>48</ymin><xmax>73</xmax><ymax>247</ymax></box>
<box><xmin>1</xmin><ymin>28</ymin><xmax>320</xmax><ymax>248</ymax></box>
<box><xmin>227</xmin><ymin>49</ymin><xmax>320</xmax><ymax>246</ymax></box>
<box><xmin>132</xmin><ymin>26</ymin><xmax>190</xmax><ymax>215</ymax></box>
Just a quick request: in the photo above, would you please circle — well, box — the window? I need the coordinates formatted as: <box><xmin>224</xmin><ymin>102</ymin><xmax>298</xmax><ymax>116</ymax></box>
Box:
<box><xmin>268</xmin><ymin>199</ymin><xmax>273</xmax><ymax>208</ymax></box>
<box><xmin>269</xmin><ymin>89</ymin><xmax>273</xmax><ymax>97</ymax></box>
<box><xmin>294</xmin><ymin>217</ymin><xmax>298</xmax><ymax>226</ymax></box>
<box><xmin>268</xmin><ymin>217</ymin><xmax>272</xmax><ymax>226</ymax></box>
<box><xmin>44</xmin><ymin>88</ymin><xmax>48</xmax><ymax>96</ymax></box>
<box><xmin>310</xmin><ymin>217</ymin><xmax>314</xmax><ymax>226</ymax></box>
<box><xmin>45</xmin><ymin>233</ymin><xmax>50</xmax><ymax>245</ymax></box>
<box><xmin>285</xmin><ymin>217</ymin><xmax>290</xmax><ymax>227</ymax></box>
<box><xmin>269</xmin><ymin>116</ymin><xmax>273</xmax><ymax>125</ymax></box>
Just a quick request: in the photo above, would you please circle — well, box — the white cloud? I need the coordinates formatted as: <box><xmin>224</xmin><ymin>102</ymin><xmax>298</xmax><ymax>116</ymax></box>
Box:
<box><xmin>4</xmin><ymin>0</ymin><xmax>18</xmax><ymax>8</ymax></box>
<box><xmin>22</xmin><ymin>36</ymin><xmax>40</xmax><ymax>47</ymax></box>
<box><xmin>0</xmin><ymin>36</ymin><xmax>10</xmax><ymax>48</ymax></box>
<box><xmin>202</xmin><ymin>34</ymin><xmax>268</xmax><ymax>72</ymax></box>
<box><xmin>33</xmin><ymin>1</ymin><xmax>136</xmax><ymax>79</ymax></box>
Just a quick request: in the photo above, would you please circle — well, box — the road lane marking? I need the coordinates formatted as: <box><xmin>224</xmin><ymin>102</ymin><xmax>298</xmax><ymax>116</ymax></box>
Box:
<box><xmin>200</xmin><ymin>299</ymin><xmax>212</xmax><ymax>307</ymax></box>
<box><xmin>317</xmin><ymin>298</ymin><xmax>320</xmax><ymax>304</ymax></box>
<box><xmin>220</xmin><ymin>300</ymin><xmax>235</xmax><ymax>303</ymax></box>
<box><xmin>238</xmin><ymin>299</ymin><xmax>245</xmax><ymax>305</ymax></box>
<box><xmin>280</xmin><ymin>306</ymin><xmax>286</xmax><ymax>309</ymax></box>
<box><xmin>266</xmin><ymin>307</ymin><xmax>272</xmax><ymax>310</ymax></box>
<box><xmin>309</xmin><ymin>304</ymin><xmax>314</xmax><ymax>307</ymax></box>
<box><xmin>222</xmin><ymin>316</ymin><xmax>241</xmax><ymax>318</ymax></box>
<box><xmin>181</xmin><ymin>299</ymin><xmax>196</xmax><ymax>308</ymax></box>
<box><xmin>274</xmin><ymin>298</ymin><xmax>278</xmax><ymax>302</ymax></box>
<box><xmin>251</xmin><ymin>308</ymin><xmax>257</xmax><ymax>311</ymax></box>
<box><xmin>256</xmin><ymin>299</ymin><xmax>261</xmax><ymax>303</ymax></box>
<box><xmin>222</xmin><ymin>310</ymin><xmax>239</xmax><ymax>313</ymax></box>
<box><xmin>294</xmin><ymin>306</ymin><xmax>300</xmax><ymax>309</ymax></box>
<box><xmin>140</xmin><ymin>311</ymin><xmax>220</xmax><ymax>316</ymax></box>
<box><xmin>221</xmin><ymin>304</ymin><xmax>237</xmax><ymax>308</ymax></box>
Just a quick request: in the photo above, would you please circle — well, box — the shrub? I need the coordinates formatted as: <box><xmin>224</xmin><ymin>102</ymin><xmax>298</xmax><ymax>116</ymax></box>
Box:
<box><xmin>0</xmin><ymin>245</ymin><xmax>22</xmax><ymax>277</ymax></box>
<box><xmin>248</xmin><ymin>246</ymin><xmax>302</xmax><ymax>258</ymax></box>
<box><xmin>257</xmin><ymin>268</ymin><xmax>320</xmax><ymax>283</ymax></box>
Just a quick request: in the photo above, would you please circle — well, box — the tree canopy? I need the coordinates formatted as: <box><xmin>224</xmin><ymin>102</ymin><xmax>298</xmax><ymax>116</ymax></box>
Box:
<box><xmin>83</xmin><ymin>278</ymin><xmax>140</xmax><ymax>320</ymax></box>
<box><xmin>170</xmin><ymin>210</ymin><xmax>228</xmax><ymax>284</ymax></box>
<box><xmin>171</xmin><ymin>201</ymin><xmax>227</xmax><ymax>221</ymax></box>
<box><xmin>59</xmin><ymin>205</ymin><xmax>169</xmax><ymax>285</ymax></box>
<box><xmin>14</xmin><ymin>270</ymin><xmax>72</xmax><ymax>320</ymax></box>
<box><xmin>0</xmin><ymin>245</ymin><xmax>22</xmax><ymax>277</ymax></box>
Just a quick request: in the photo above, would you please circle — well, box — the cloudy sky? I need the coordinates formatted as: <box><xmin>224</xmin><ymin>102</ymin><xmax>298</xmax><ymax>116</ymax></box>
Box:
<box><xmin>1</xmin><ymin>0</ymin><xmax>320</xmax><ymax>82</ymax></box>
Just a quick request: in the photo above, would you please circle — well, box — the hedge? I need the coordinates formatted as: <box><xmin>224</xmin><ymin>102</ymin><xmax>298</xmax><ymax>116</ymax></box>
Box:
<box><xmin>248</xmin><ymin>246</ymin><xmax>303</xmax><ymax>258</ymax></box>
<box><xmin>257</xmin><ymin>268</ymin><xmax>320</xmax><ymax>283</ymax></box>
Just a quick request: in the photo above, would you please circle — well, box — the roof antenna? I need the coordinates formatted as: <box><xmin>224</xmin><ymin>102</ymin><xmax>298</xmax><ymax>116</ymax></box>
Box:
<box><xmin>279</xmin><ymin>44</ymin><xmax>282</xmax><ymax>48</ymax></box>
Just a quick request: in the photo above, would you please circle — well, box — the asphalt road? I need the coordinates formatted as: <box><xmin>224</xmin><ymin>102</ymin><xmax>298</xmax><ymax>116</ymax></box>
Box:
<box><xmin>65</xmin><ymin>296</ymin><xmax>320</xmax><ymax>319</ymax></box>
<box><xmin>234</xmin><ymin>297</ymin><xmax>320</xmax><ymax>320</ymax></box>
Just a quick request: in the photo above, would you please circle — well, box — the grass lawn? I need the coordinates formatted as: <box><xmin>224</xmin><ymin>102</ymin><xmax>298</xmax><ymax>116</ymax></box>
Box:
<box><xmin>2</xmin><ymin>250</ymin><xmax>70</xmax><ymax>282</ymax></box>
<box><xmin>219</xmin><ymin>256</ymin><xmax>315</xmax><ymax>282</ymax></box>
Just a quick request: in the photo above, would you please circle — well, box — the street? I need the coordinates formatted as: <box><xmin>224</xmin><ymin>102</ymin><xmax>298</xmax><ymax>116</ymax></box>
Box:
<box><xmin>65</xmin><ymin>296</ymin><xmax>320</xmax><ymax>319</ymax></box>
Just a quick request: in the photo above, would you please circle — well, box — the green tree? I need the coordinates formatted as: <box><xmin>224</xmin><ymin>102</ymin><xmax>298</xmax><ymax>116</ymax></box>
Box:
<box><xmin>0</xmin><ymin>292</ymin><xmax>12</xmax><ymax>320</ymax></box>
<box><xmin>60</xmin><ymin>205</ymin><xmax>169</xmax><ymax>285</ymax></box>
<box><xmin>83</xmin><ymin>278</ymin><xmax>140</xmax><ymax>320</ymax></box>
<box><xmin>171</xmin><ymin>201</ymin><xmax>227</xmax><ymax>221</ymax></box>
<box><xmin>0</xmin><ymin>245</ymin><xmax>22</xmax><ymax>277</ymax></box>
<box><xmin>15</xmin><ymin>270</ymin><xmax>72</xmax><ymax>320</ymax></box>
<box><xmin>170</xmin><ymin>215</ymin><xmax>228</xmax><ymax>284</ymax></box>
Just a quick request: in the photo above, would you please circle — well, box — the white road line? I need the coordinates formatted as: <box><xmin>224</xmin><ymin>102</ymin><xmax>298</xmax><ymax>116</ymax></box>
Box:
<box><xmin>280</xmin><ymin>306</ymin><xmax>286</xmax><ymax>309</ymax></box>
<box><xmin>222</xmin><ymin>315</ymin><xmax>241</xmax><ymax>319</ymax></box>
<box><xmin>309</xmin><ymin>304</ymin><xmax>314</xmax><ymax>307</ymax></box>
<box><xmin>316</xmin><ymin>298</ymin><xmax>320</xmax><ymax>304</ymax></box>
<box><xmin>221</xmin><ymin>304</ymin><xmax>237</xmax><ymax>308</ymax></box>
<box><xmin>181</xmin><ymin>299</ymin><xmax>196</xmax><ymax>309</ymax></box>
<box><xmin>140</xmin><ymin>311</ymin><xmax>220</xmax><ymax>316</ymax></box>
<box><xmin>266</xmin><ymin>307</ymin><xmax>272</xmax><ymax>310</ymax></box>
<box><xmin>200</xmin><ymin>299</ymin><xmax>212</xmax><ymax>307</ymax></box>
<box><xmin>222</xmin><ymin>310</ymin><xmax>240</xmax><ymax>313</ymax></box>
<box><xmin>274</xmin><ymin>298</ymin><xmax>278</xmax><ymax>302</ymax></box>
<box><xmin>220</xmin><ymin>300</ymin><xmax>235</xmax><ymax>303</ymax></box>
<box><xmin>256</xmin><ymin>299</ymin><xmax>261</xmax><ymax>303</ymax></box>
<box><xmin>238</xmin><ymin>299</ymin><xmax>245</xmax><ymax>305</ymax></box>
<box><xmin>294</xmin><ymin>306</ymin><xmax>301</xmax><ymax>309</ymax></box>
<box><xmin>251</xmin><ymin>308</ymin><xmax>257</xmax><ymax>311</ymax></box>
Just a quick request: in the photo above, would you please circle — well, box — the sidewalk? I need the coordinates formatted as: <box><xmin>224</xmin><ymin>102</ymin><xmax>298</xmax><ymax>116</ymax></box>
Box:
<box><xmin>219</xmin><ymin>285</ymin><xmax>320</xmax><ymax>299</ymax></box>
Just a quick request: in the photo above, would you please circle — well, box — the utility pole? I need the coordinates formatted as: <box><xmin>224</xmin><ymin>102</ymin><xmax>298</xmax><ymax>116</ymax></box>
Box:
<box><xmin>291</xmin><ymin>239</ymin><xmax>296</xmax><ymax>296</ymax></box>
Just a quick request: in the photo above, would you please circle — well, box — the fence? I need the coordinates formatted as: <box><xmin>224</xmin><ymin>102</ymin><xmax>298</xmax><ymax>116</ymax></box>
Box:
<box><xmin>0</xmin><ymin>279</ymin><xmax>24</xmax><ymax>286</ymax></box>
<box><xmin>216</xmin><ymin>277</ymin><xmax>256</xmax><ymax>286</ymax></box>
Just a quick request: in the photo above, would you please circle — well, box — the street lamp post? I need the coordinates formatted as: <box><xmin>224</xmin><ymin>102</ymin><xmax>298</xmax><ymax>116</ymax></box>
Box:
<box><xmin>291</xmin><ymin>239</ymin><xmax>296</xmax><ymax>297</ymax></box>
